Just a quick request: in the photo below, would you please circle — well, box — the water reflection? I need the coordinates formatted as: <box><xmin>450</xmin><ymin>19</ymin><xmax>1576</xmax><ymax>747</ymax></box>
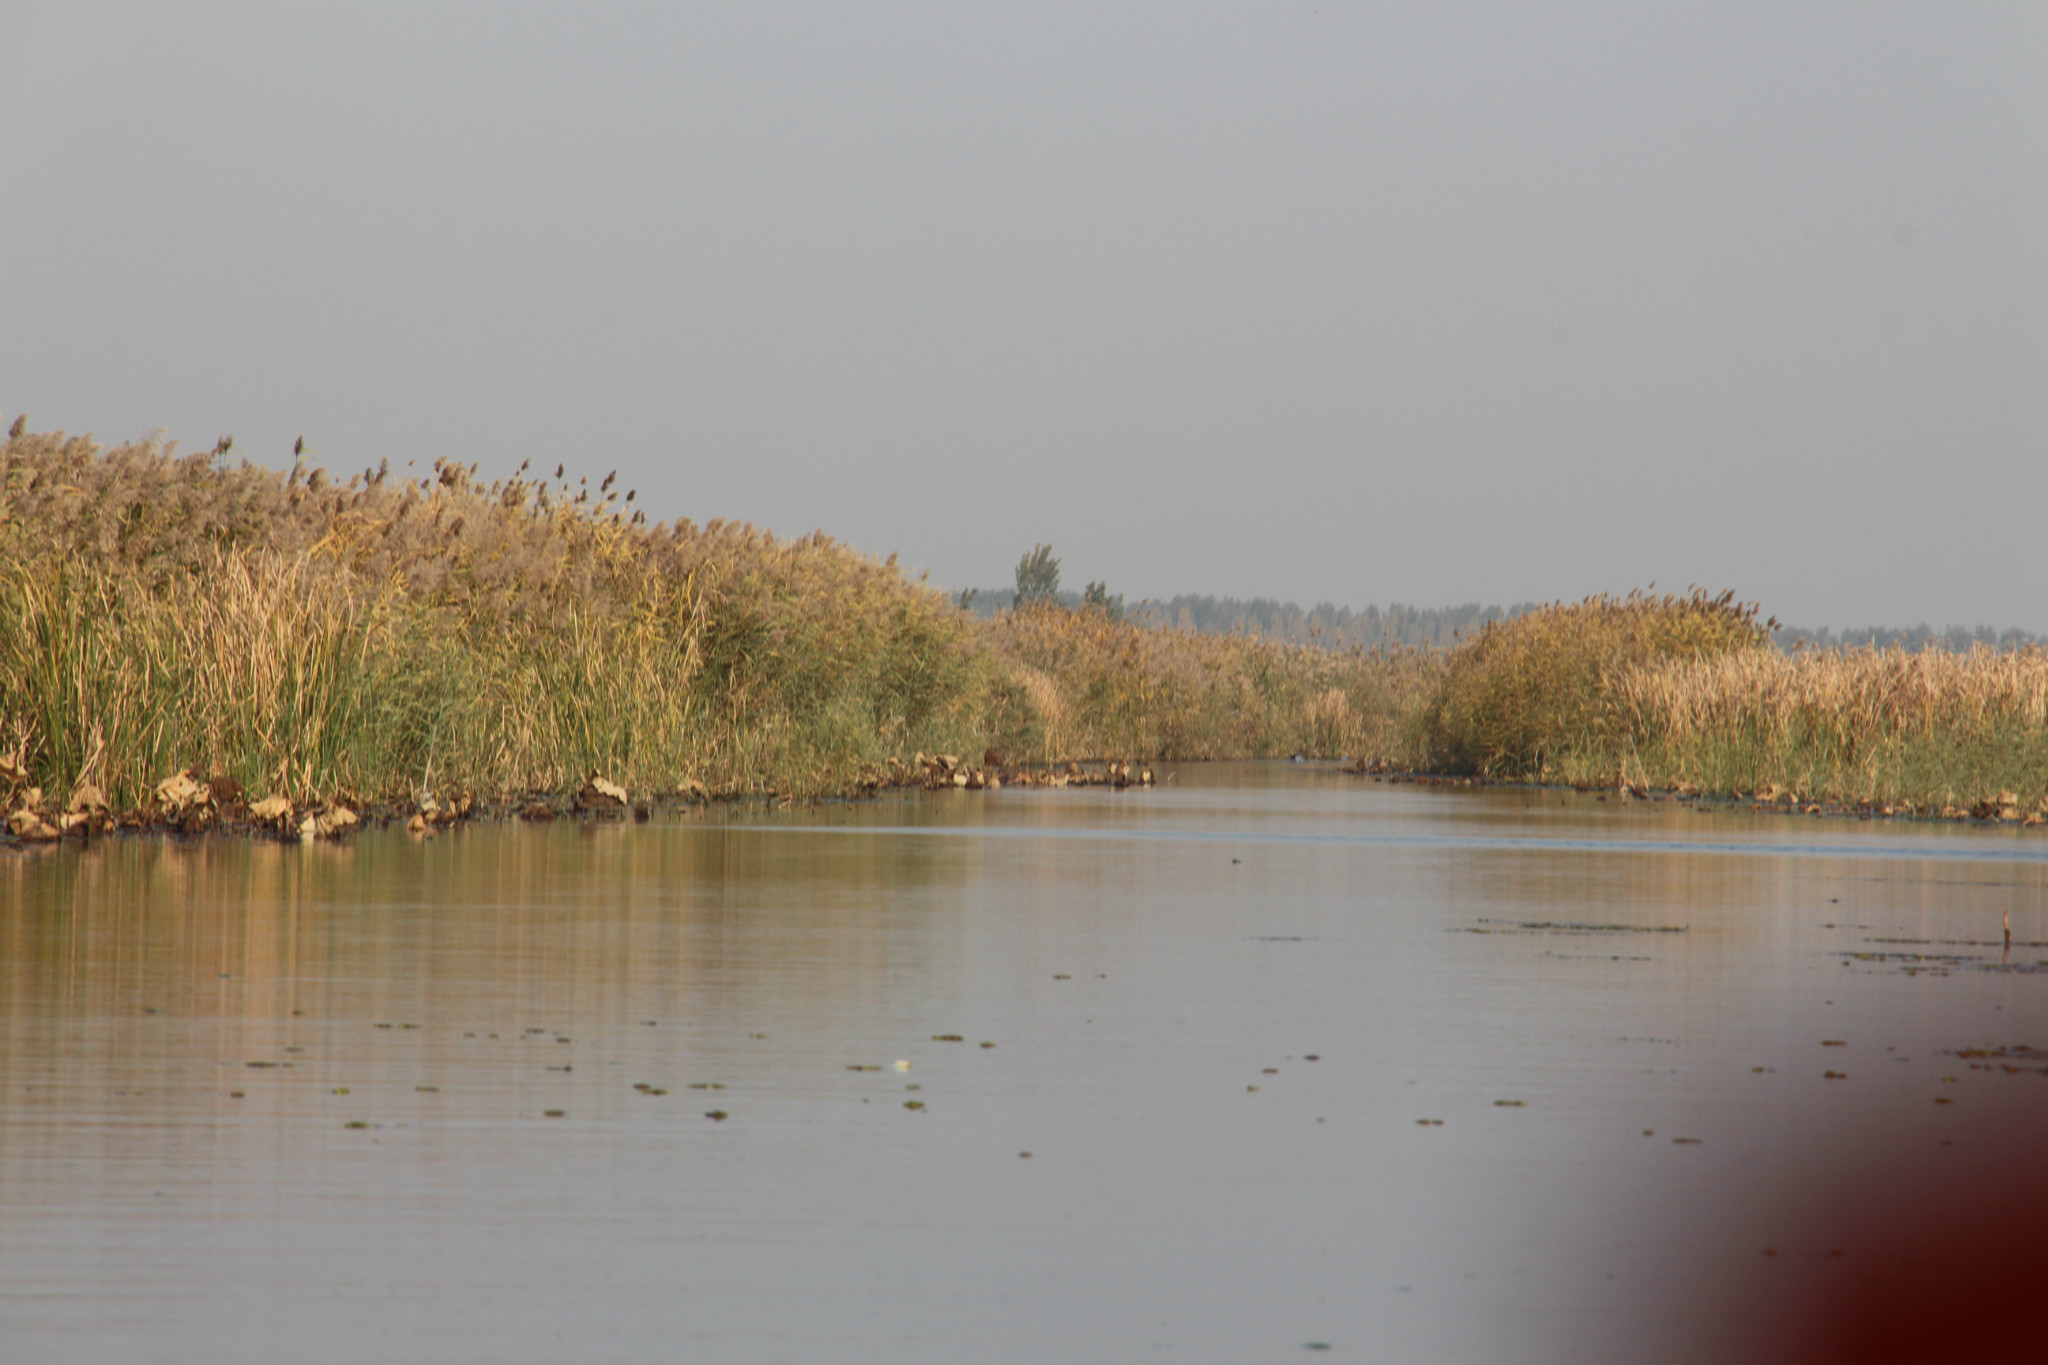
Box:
<box><xmin>2</xmin><ymin>766</ymin><xmax>2044</xmax><ymax>1363</ymax></box>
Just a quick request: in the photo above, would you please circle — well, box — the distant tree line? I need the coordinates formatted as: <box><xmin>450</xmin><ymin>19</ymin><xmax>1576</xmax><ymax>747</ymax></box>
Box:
<box><xmin>961</xmin><ymin>546</ymin><xmax>2043</xmax><ymax>654</ymax></box>
<box><xmin>1772</xmin><ymin>623</ymin><xmax>2044</xmax><ymax>653</ymax></box>
<box><xmin>961</xmin><ymin>576</ymin><xmax>1528</xmax><ymax>649</ymax></box>
<box><xmin>1128</xmin><ymin>597</ymin><xmax>1533</xmax><ymax>649</ymax></box>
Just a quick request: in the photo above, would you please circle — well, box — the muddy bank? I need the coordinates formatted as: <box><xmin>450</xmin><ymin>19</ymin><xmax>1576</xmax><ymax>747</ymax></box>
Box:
<box><xmin>0</xmin><ymin>753</ymin><xmax>1170</xmax><ymax>850</ymax></box>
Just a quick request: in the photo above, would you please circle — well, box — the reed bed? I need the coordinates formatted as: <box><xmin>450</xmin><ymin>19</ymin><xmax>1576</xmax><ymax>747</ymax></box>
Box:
<box><xmin>7</xmin><ymin>420</ymin><xmax>2040</xmax><ymax>824</ymax></box>
<box><xmin>0</xmin><ymin>426</ymin><xmax>993</xmax><ymax>809</ymax></box>
<box><xmin>1</xmin><ymin>422</ymin><xmax>1417</xmax><ymax>816</ymax></box>
<box><xmin>1416</xmin><ymin>588</ymin><xmax>2048</xmax><ymax>813</ymax></box>
<box><xmin>1612</xmin><ymin>646</ymin><xmax>2048</xmax><ymax>810</ymax></box>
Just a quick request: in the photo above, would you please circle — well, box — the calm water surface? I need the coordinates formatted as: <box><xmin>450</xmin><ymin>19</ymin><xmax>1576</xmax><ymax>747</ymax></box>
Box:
<box><xmin>4</xmin><ymin>763</ymin><xmax>2046</xmax><ymax>1363</ymax></box>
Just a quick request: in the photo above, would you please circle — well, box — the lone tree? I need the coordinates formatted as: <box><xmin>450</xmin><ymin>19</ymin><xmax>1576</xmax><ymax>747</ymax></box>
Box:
<box><xmin>1014</xmin><ymin>543</ymin><xmax>1061</xmax><ymax>605</ymax></box>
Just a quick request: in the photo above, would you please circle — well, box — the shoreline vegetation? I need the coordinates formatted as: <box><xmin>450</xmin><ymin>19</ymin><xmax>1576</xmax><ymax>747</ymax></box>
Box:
<box><xmin>3</xmin><ymin>420</ymin><xmax>2044</xmax><ymax>842</ymax></box>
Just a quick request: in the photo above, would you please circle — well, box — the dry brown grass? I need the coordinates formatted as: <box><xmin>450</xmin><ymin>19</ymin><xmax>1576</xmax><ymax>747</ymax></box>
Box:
<box><xmin>1614</xmin><ymin>645</ymin><xmax>2048</xmax><ymax>808</ymax></box>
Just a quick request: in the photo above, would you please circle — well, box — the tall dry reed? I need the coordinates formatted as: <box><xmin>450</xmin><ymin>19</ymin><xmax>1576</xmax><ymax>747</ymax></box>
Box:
<box><xmin>1613</xmin><ymin>646</ymin><xmax>2048</xmax><ymax>808</ymax></box>
<box><xmin>1415</xmin><ymin>586</ymin><xmax>2048</xmax><ymax>809</ymax></box>
<box><xmin>0</xmin><ymin>551</ymin><xmax>399</xmax><ymax>807</ymax></box>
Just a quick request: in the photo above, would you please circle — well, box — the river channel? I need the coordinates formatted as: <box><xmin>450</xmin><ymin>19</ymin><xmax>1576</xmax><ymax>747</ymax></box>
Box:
<box><xmin>4</xmin><ymin>762</ymin><xmax>2045</xmax><ymax>1362</ymax></box>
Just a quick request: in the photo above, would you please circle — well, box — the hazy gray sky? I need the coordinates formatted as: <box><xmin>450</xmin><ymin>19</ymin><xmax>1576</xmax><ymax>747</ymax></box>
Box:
<box><xmin>5</xmin><ymin>3</ymin><xmax>2043</xmax><ymax>629</ymax></box>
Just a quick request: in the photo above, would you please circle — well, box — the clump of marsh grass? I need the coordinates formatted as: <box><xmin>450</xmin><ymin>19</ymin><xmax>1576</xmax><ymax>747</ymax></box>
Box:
<box><xmin>1412</xmin><ymin>587</ymin><xmax>2048</xmax><ymax>812</ymax></box>
<box><xmin>1419</xmin><ymin>588</ymin><xmax>1773</xmax><ymax>779</ymax></box>
<box><xmin>0</xmin><ymin>550</ymin><xmax>399</xmax><ymax>809</ymax></box>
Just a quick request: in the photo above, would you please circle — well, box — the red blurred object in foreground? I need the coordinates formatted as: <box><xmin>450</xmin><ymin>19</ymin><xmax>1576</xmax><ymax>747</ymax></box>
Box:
<box><xmin>1750</xmin><ymin>1134</ymin><xmax>2048</xmax><ymax>1365</ymax></box>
